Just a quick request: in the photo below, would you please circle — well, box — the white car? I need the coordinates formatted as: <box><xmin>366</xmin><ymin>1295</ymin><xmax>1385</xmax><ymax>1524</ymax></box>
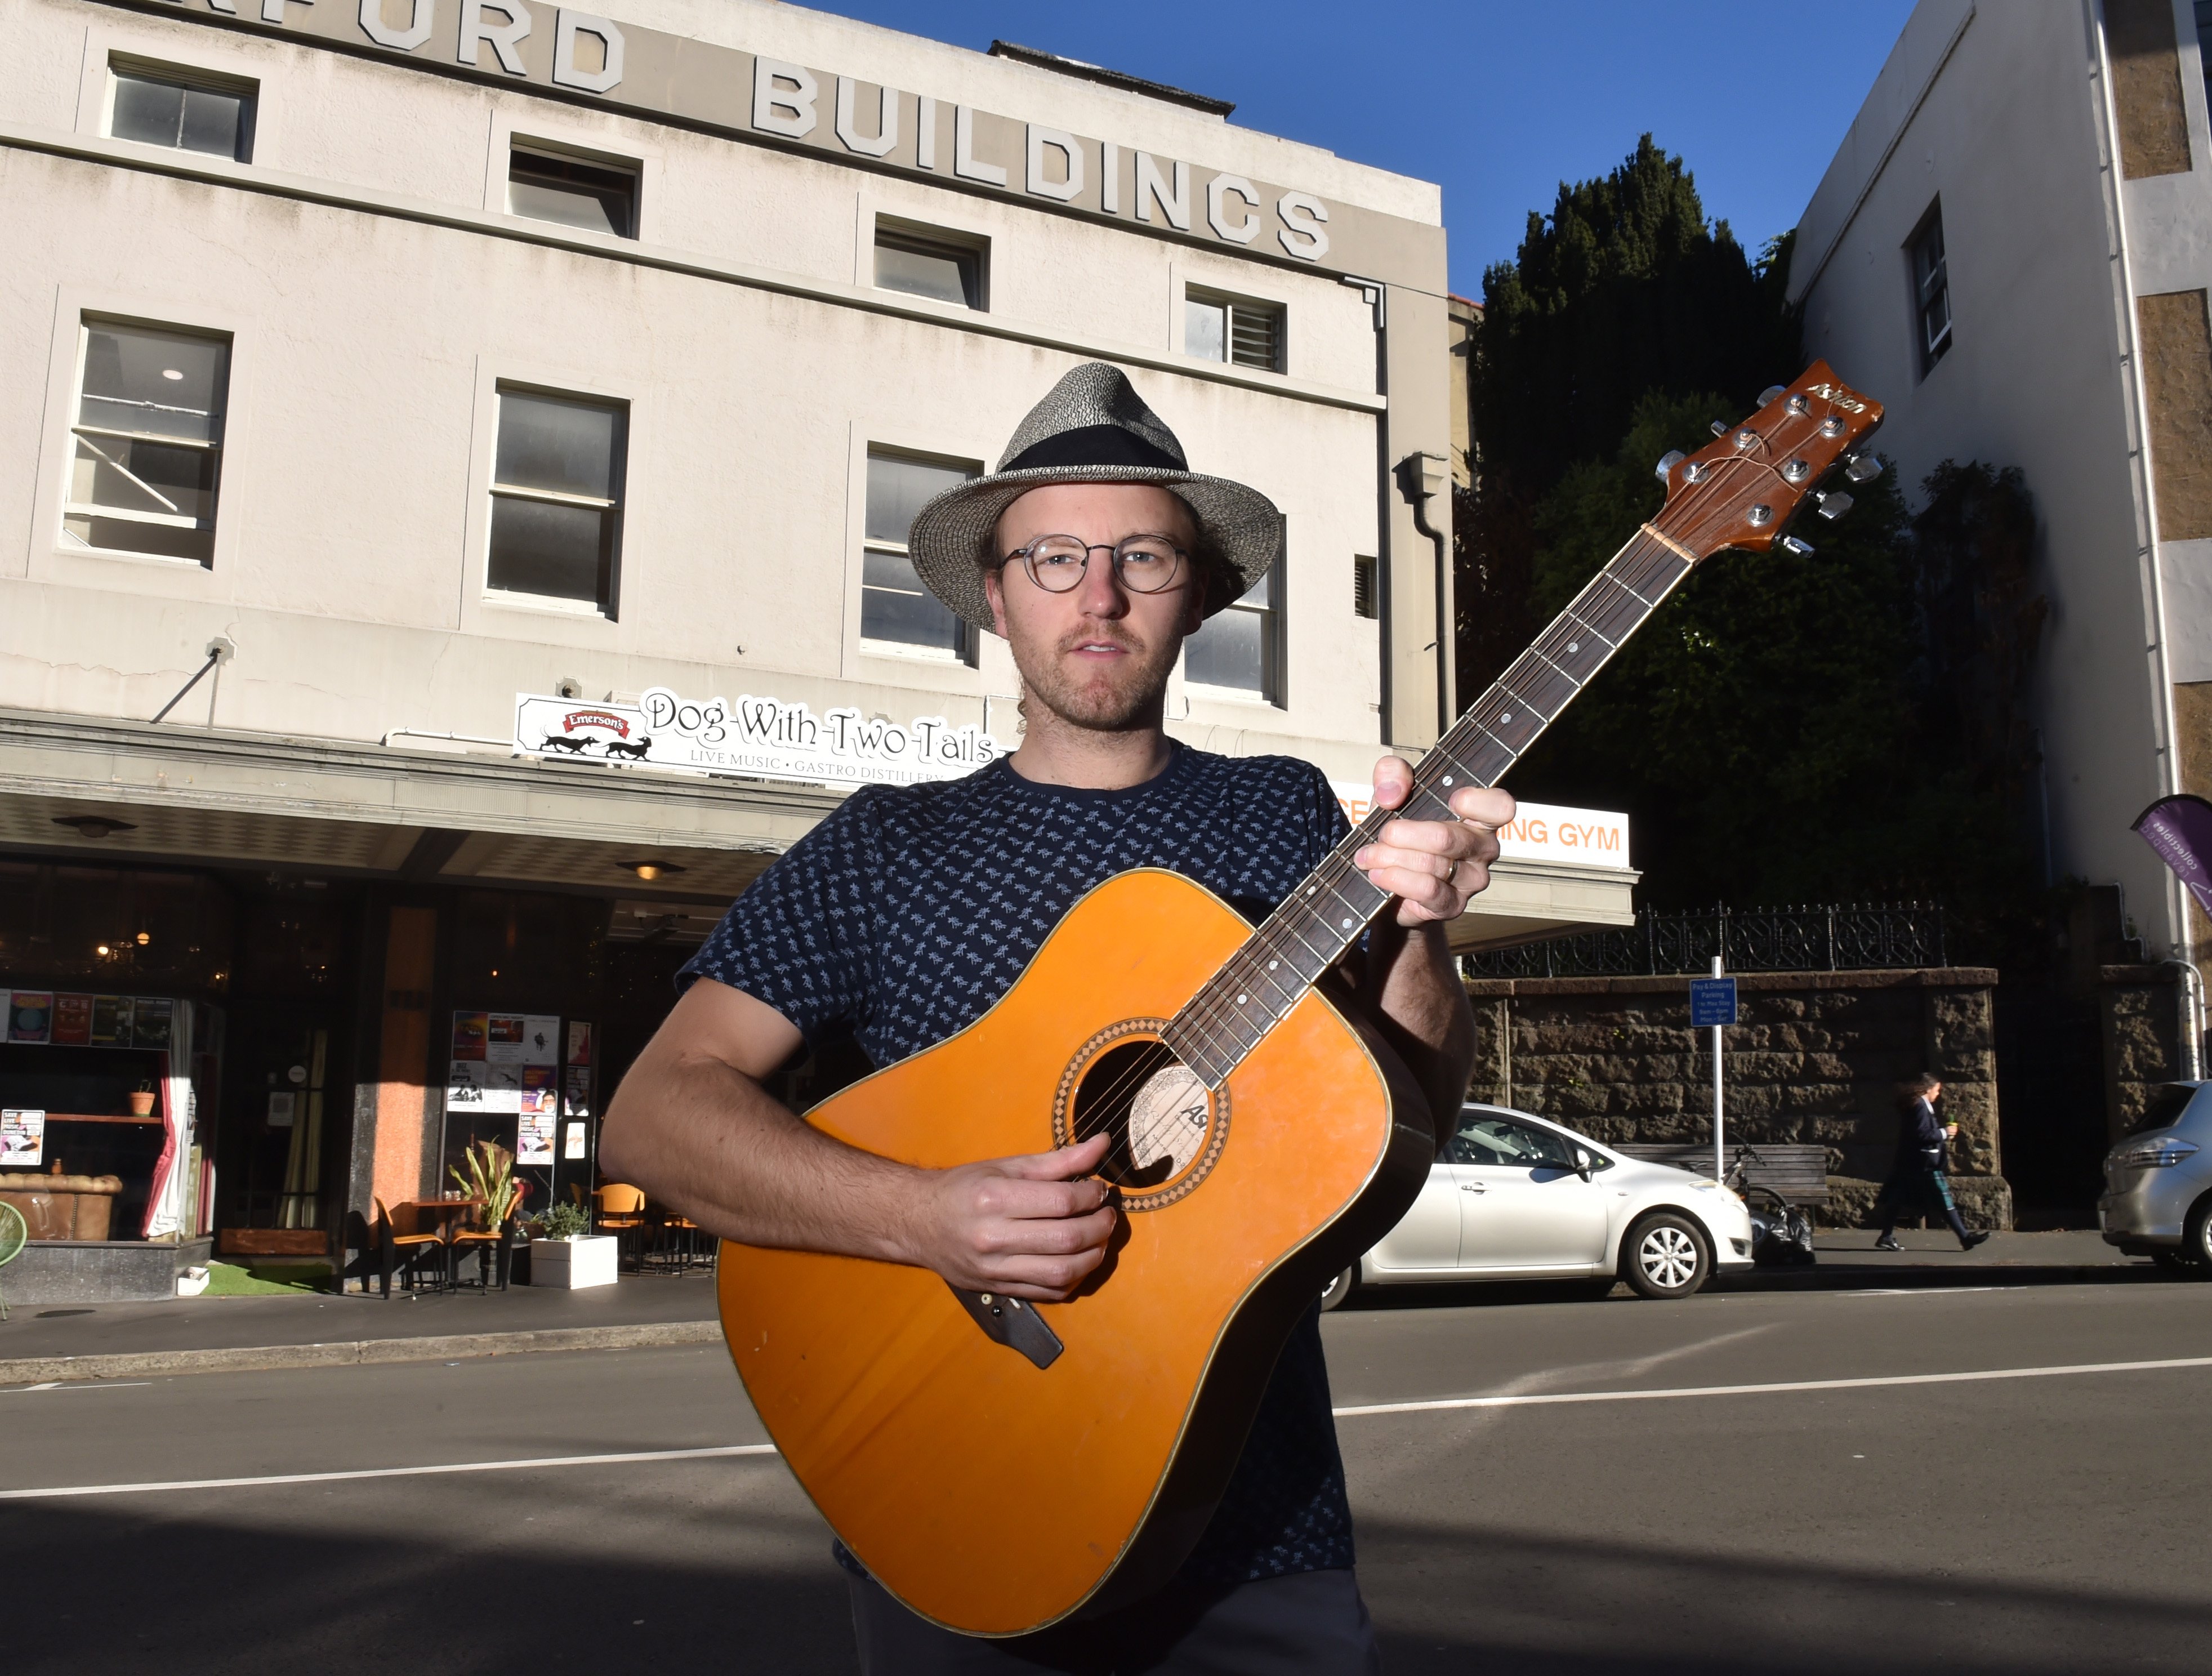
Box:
<box><xmin>1322</xmin><ymin>1103</ymin><xmax>1756</xmax><ymax>1306</ymax></box>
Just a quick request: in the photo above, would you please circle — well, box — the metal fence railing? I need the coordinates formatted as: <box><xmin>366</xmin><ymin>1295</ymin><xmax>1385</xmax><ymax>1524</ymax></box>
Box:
<box><xmin>1461</xmin><ymin>903</ymin><xmax>1949</xmax><ymax>980</ymax></box>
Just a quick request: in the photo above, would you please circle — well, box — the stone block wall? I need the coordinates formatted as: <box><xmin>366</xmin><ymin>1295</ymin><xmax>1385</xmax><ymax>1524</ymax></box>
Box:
<box><xmin>1462</xmin><ymin>968</ymin><xmax>2010</xmax><ymax>1228</ymax></box>
<box><xmin>2100</xmin><ymin>963</ymin><xmax>2189</xmax><ymax>1140</ymax></box>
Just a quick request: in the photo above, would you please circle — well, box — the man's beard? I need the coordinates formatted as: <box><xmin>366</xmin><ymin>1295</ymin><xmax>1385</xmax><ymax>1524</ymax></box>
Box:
<box><xmin>1009</xmin><ymin>621</ymin><xmax>1182</xmax><ymax>733</ymax></box>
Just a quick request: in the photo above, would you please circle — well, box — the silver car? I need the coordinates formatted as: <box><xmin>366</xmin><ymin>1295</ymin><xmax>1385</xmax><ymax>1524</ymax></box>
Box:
<box><xmin>2099</xmin><ymin>1081</ymin><xmax>2212</xmax><ymax>1272</ymax></box>
<box><xmin>1322</xmin><ymin>1103</ymin><xmax>1756</xmax><ymax>1307</ymax></box>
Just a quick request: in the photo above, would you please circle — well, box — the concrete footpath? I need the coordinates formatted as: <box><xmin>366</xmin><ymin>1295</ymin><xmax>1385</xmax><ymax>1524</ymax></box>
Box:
<box><xmin>0</xmin><ymin>1267</ymin><xmax>725</xmax><ymax>1384</ymax></box>
<box><xmin>0</xmin><ymin>1231</ymin><xmax>2158</xmax><ymax>1385</ymax></box>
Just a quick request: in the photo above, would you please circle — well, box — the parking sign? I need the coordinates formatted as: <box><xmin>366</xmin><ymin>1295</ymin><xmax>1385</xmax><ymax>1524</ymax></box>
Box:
<box><xmin>1689</xmin><ymin>977</ymin><xmax>1738</xmax><ymax>1028</ymax></box>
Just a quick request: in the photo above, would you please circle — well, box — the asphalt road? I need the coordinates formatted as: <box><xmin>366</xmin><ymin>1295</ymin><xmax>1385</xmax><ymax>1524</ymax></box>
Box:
<box><xmin>7</xmin><ymin>1272</ymin><xmax>2209</xmax><ymax>1674</ymax></box>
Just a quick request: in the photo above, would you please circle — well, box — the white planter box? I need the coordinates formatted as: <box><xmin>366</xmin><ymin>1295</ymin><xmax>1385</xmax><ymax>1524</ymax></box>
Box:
<box><xmin>530</xmin><ymin>1235</ymin><xmax>618</xmax><ymax>1289</ymax></box>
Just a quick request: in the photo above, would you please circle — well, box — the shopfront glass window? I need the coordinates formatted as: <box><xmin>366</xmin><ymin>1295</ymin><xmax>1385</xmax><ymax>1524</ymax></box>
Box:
<box><xmin>863</xmin><ymin>451</ymin><xmax>978</xmax><ymax>661</ymax></box>
<box><xmin>65</xmin><ymin>319</ymin><xmax>230</xmax><ymax>567</ymax></box>
<box><xmin>488</xmin><ymin>387</ymin><xmax>626</xmax><ymax>614</ymax></box>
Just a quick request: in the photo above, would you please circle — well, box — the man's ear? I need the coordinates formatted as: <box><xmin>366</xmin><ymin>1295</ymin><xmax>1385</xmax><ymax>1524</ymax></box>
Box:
<box><xmin>983</xmin><ymin>564</ymin><xmax>1011</xmax><ymax>639</ymax></box>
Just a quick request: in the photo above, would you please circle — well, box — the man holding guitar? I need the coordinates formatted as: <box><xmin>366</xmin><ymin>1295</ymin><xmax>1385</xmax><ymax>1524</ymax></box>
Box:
<box><xmin>604</xmin><ymin>362</ymin><xmax>1514</xmax><ymax>1672</ymax></box>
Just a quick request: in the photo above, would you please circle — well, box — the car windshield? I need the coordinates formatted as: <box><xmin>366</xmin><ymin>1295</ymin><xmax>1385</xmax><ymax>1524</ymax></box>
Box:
<box><xmin>1452</xmin><ymin>1114</ymin><xmax>1580</xmax><ymax>1170</ymax></box>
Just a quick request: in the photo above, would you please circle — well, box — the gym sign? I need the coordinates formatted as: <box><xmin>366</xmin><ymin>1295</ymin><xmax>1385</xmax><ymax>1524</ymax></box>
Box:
<box><xmin>140</xmin><ymin>0</ymin><xmax>1372</xmax><ymax>268</ymax></box>
<box><xmin>514</xmin><ymin>688</ymin><xmax>1005</xmax><ymax>790</ymax></box>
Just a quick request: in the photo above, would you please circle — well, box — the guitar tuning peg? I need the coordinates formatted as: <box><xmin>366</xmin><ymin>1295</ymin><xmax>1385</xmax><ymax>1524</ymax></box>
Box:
<box><xmin>1654</xmin><ymin>450</ymin><xmax>1685</xmax><ymax>483</ymax></box>
<box><xmin>1709</xmin><ymin>421</ymin><xmax>1730</xmax><ymax>438</ymax></box>
<box><xmin>1780</xmin><ymin>535</ymin><xmax>1814</xmax><ymax>556</ymax></box>
<box><xmin>1817</xmin><ymin>491</ymin><xmax>1854</xmax><ymax>520</ymax></box>
<box><xmin>1757</xmin><ymin>385</ymin><xmax>1785</xmax><ymax>407</ymax></box>
<box><xmin>1844</xmin><ymin>453</ymin><xmax>1884</xmax><ymax>483</ymax></box>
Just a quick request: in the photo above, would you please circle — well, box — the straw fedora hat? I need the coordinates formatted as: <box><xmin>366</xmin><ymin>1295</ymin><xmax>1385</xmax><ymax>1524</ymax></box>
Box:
<box><xmin>906</xmin><ymin>361</ymin><xmax>1282</xmax><ymax>632</ymax></box>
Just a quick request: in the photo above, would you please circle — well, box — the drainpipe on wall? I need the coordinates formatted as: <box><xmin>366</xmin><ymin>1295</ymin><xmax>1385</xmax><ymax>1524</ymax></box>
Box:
<box><xmin>1395</xmin><ymin>450</ymin><xmax>1453</xmax><ymax>738</ymax></box>
<box><xmin>2088</xmin><ymin>5</ymin><xmax>2196</xmax><ymax>1005</ymax></box>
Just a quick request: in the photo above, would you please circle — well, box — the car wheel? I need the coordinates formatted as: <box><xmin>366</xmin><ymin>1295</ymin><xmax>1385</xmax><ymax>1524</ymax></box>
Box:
<box><xmin>1320</xmin><ymin>1265</ymin><xmax>1357</xmax><ymax>1311</ymax></box>
<box><xmin>2184</xmin><ymin>1201</ymin><xmax>2212</xmax><ymax>1271</ymax></box>
<box><xmin>1621</xmin><ymin>1213</ymin><xmax>1711</xmax><ymax>1300</ymax></box>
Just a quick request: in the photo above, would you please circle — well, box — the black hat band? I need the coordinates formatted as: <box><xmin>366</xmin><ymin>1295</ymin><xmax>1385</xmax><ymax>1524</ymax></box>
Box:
<box><xmin>1001</xmin><ymin>425</ymin><xmax>1185</xmax><ymax>475</ymax></box>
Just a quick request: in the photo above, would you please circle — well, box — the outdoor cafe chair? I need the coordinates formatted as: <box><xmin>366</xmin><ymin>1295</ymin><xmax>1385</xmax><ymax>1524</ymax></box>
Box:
<box><xmin>374</xmin><ymin>1197</ymin><xmax>449</xmax><ymax>1299</ymax></box>
<box><xmin>448</xmin><ymin>1196</ymin><xmax>513</xmax><ymax>1292</ymax></box>
<box><xmin>594</xmin><ymin>1183</ymin><xmax>648</xmax><ymax>1269</ymax></box>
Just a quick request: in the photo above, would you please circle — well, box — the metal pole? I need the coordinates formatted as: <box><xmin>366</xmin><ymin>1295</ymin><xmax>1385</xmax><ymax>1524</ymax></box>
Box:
<box><xmin>1711</xmin><ymin>953</ymin><xmax>1725</xmax><ymax>1182</ymax></box>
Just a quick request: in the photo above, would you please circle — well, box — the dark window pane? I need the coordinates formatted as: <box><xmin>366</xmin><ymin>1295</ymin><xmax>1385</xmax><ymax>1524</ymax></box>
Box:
<box><xmin>875</xmin><ymin>235</ymin><xmax>978</xmax><ymax>307</ymax></box>
<box><xmin>862</xmin><ymin>549</ymin><xmax>962</xmax><ymax>652</ymax></box>
<box><xmin>495</xmin><ymin>393</ymin><xmax>620</xmax><ymax>499</ymax></box>
<box><xmin>64</xmin><ymin>512</ymin><xmax>213</xmax><ymax>564</ymax></box>
<box><xmin>1353</xmin><ymin>556</ymin><xmax>1376</xmax><ymax>619</ymax></box>
<box><xmin>866</xmin><ymin>454</ymin><xmax>973</xmax><ymax>543</ymax></box>
<box><xmin>180</xmin><ymin>86</ymin><xmax>246</xmax><ymax>159</ymax></box>
<box><xmin>488</xmin><ymin>495</ymin><xmax>612</xmax><ymax>603</ymax></box>
<box><xmin>69</xmin><ymin>434</ymin><xmax>218</xmax><ymax>523</ymax></box>
<box><xmin>1185</xmin><ymin>605</ymin><xmax>1265</xmax><ymax>692</ymax></box>
<box><xmin>111</xmin><ymin>74</ymin><xmax>185</xmax><ymax>146</ymax></box>
<box><xmin>509</xmin><ymin>151</ymin><xmax>636</xmax><ymax>238</ymax></box>
<box><xmin>79</xmin><ymin>324</ymin><xmax>228</xmax><ymax>442</ymax></box>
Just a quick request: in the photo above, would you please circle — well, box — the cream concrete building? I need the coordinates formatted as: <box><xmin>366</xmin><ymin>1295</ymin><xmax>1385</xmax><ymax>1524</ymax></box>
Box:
<box><xmin>0</xmin><ymin>0</ymin><xmax>1632</xmax><ymax>1289</ymax></box>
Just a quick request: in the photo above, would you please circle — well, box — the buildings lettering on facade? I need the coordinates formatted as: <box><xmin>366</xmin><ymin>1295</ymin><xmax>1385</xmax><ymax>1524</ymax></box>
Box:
<box><xmin>0</xmin><ymin>0</ymin><xmax>1634</xmax><ymax>1282</ymax></box>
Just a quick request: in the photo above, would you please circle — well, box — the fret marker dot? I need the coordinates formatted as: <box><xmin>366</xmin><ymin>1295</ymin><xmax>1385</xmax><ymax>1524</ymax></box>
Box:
<box><xmin>1341</xmin><ymin>917</ymin><xmax>1354</xmax><ymax>929</ymax></box>
<box><xmin>1237</xmin><ymin>994</ymin><xmax>1247</xmax><ymax>1005</ymax></box>
<box><xmin>1567</xmin><ymin>641</ymin><xmax>1580</xmax><ymax>654</ymax></box>
<box><xmin>1501</xmin><ymin>713</ymin><xmax>1513</xmax><ymax>723</ymax></box>
<box><xmin>1443</xmin><ymin>775</ymin><xmax>1453</xmax><ymax>786</ymax></box>
<box><xmin>1269</xmin><ymin>960</ymin><xmax>1279</xmax><ymax>970</ymax></box>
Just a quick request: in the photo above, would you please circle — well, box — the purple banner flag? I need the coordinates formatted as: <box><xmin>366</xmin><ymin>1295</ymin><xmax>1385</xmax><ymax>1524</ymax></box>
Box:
<box><xmin>2133</xmin><ymin>794</ymin><xmax>2212</xmax><ymax>916</ymax></box>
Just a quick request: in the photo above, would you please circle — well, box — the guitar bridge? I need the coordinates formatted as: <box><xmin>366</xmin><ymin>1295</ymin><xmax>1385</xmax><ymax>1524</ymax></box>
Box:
<box><xmin>949</xmin><ymin>1285</ymin><xmax>1063</xmax><ymax>1369</ymax></box>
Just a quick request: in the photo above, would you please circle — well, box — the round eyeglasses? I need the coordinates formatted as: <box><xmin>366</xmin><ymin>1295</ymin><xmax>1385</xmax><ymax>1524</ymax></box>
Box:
<box><xmin>1004</xmin><ymin>534</ymin><xmax>1189</xmax><ymax>595</ymax></box>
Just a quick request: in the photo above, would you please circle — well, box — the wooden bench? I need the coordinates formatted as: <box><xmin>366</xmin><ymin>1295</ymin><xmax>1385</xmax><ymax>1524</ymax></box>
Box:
<box><xmin>1613</xmin><ymin>1143</ymin><xmax>1830</xmax><ymax>1206</ymax></box>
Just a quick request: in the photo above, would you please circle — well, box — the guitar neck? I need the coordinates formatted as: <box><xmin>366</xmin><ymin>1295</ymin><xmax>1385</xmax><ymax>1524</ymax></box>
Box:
<box><xmin>1162</xmin><ymin>523</ymin><xmax>1697</xmax><ymax>1089</ymax></box>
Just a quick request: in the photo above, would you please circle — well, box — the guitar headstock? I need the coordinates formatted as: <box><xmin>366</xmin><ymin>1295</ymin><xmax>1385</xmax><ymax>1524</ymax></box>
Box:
<box><xmin>1653</xmin><ymin>360</ymin><xmax>1885</xmax><ymax>561</ymax></box>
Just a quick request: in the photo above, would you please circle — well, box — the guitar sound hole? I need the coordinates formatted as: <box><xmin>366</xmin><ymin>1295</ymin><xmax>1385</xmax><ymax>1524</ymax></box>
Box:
<box><xmin>1071</xmin><ymin>1040</ymin><xmax>1211</xmax><ymax>1191</ymax></box>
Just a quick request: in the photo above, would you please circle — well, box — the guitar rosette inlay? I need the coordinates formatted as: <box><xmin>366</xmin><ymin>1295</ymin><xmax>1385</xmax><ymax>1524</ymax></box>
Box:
<box><xmin>1053</xmin><ymin>1019</ymin><xmax>1229</xmax><ymax>1210</ymax></box>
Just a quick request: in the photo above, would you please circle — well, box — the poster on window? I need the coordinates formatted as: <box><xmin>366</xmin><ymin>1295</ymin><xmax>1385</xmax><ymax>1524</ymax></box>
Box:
<box><xmin>521</xmin><ymin>1015</ymin><xmax>559</xmax><ymax>1066</ymax></box>
<box><xmin>50</xmin><ymin>995</ymin><xmax>92</xmax><ymax>1046</ymax></box>
<box><xmin>516</xmin><ymin>1091</ymin><xmax>557</xmax><ymax>1165</ymax></box>
<box><xmin>132</xmin><ymin>998</ymin><xmax>174</xmax><ymax>1050</ymax></box>
<box><xmin>8</xmin><ymin>992</ymin><xmax>52</xmax><ymax>1044</ymax></box>
<box><xmin>451</xmin><ymin>1011</ymin><xmax>489</xmax><ymax>1060</ymax></box>
<box><xmin>566</xmin><ymin>1020</ymin><xmax>593</xmax><ymax>1066</ymax></box>
<box><xmin>90</xmin><ymin>995</ymin><xmax>131</xmax><ymax>1046</ymax></box>
<box><xmin>1</xmin><ymin>1109</ymin><xmax>43</xmax><ymax>1167</ymax></box>
<box><xmin>485</xmin><ymin>1014</ymin><xmax>527</xmax><ymax>1063</ymax></box>
<box><xmin>563</xmin><ymin>1121</ymin><xmax>588</xmax><ymax>1160</ymax></box>
<box><xmin>562</xmin><ymin>1066</ymin><xmax>592</xmax><ymax>1118</ymax></box>
<box><xmin>446</xmin><ymin>1058</ymin><xmax>521</xmax><ymax>1114</ymax></box>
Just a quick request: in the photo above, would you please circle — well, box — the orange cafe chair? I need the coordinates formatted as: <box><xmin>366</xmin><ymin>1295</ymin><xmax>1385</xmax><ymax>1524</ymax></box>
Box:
<box><xmin>594</xmin><ymin>1183</ymin><xmax>648</xmax><ymax>1267</ymax></box>
<box><xmin>374</xmin><ymin>1197</ymin><xmax>448</xmax><ymax>1299</ymax></box>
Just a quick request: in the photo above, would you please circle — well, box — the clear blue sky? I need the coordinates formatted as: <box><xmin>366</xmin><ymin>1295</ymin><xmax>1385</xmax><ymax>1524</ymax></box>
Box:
<box><xmin>804</xmin><ymin>1</ymin><xmax>1920</xmax><ymax>297</ymax></box>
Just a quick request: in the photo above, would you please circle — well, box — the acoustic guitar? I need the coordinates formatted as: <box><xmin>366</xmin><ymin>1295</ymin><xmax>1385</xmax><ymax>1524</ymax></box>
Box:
<box><xmin>717</xmin><ymin>361</ymin><xmax>1884</xmax><ymax>1634</ymax></box>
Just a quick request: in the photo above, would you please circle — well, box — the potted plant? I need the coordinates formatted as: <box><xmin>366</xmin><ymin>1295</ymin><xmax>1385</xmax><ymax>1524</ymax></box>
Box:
<box><xmin>128</xmin><ymin>1079</ymin><xmax>156</xmax><ymax>1117</ymax></box>
<box><xmin>449</xmin><ymin>1140</ymin><xmax>524</xmax><ymax>1287</ymax></box>
<box><xmin>526</xmin><ymin>1193</ymin><xmax>618</xmax><ymax>1289</ymax></box>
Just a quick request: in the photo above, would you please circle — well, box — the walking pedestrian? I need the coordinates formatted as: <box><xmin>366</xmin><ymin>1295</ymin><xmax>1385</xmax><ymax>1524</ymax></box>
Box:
<box><xmin>1875</xmin><ymin>1073</ymin><xmax>1989</xmax><ymax>1251</ymax></box>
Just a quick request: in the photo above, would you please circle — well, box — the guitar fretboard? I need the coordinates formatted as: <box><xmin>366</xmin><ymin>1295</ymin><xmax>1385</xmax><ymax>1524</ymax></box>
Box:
<box><xmin>1161</xmin><ymin>525</ymin><xmax>1695</xmax><ymax>1089</ymax></box>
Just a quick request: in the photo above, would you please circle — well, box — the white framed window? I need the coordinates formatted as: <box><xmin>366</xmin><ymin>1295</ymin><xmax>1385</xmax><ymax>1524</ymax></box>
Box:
<box><xmin>863</xmin><ymin>450</ymin><xmax>979</xmax><ymax>661</ymax></box>
<box><xmin>108</xmin><ymin>59</ymin><xmax>255</xmax><ymax>161</ymax></box>
<box><xmin>1186</xmin><ymin>287</ymin><xmax>1284</xmax><ymax>372</ymax></box>
<box><xmin>508</xmin><ymin>145</ymin><xmax>638</xmax><ymax>238</ymax></box>
<box><xmin>1185</xmin><ymin>560</ymin><xmax>1282</xmax><ymax>700</ymax></box>
<box><xmin>487</xmin><ymin>387</ymin><xmax>627</xmax><ymax>616</ymax></box>
<box><xmin>1909</xmin><ymin>203</ymin><xmax>1951</xmax><ymax>376</ymax></box>
<box><xmin>874</xmin><ymin>220</ymin><xmax>987</xmax><ymax>310</ymax></box>
<box><xmin>64</xmin><ymin>317</ymin><xmax>230</xmax><ymax>567</ymax></box>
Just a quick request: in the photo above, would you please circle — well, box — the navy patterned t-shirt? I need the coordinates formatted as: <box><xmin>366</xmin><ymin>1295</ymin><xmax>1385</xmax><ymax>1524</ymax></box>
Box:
<box><xmin>680</xmin><ymin>741</ymin><xmax>1358</xmax><ymax>1587</ymax></box>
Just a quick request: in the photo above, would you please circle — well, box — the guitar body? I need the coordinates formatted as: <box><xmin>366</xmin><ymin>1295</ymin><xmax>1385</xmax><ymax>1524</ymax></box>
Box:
<box><xmin>717</xmin><ymin>867</ymin><xmax>1437</xmax><ymax>1635</ymax></box>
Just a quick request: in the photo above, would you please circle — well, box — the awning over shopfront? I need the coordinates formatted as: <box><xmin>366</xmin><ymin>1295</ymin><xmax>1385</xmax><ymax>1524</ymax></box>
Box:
<box><xmin>0</xmin><ymin>707</ymin><xmax>1639</xmax><ymax>946</ymax></box>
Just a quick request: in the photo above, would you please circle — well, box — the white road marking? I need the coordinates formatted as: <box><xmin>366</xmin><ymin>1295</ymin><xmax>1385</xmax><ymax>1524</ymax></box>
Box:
<box><xmin>2</xmin><ymin>1381</ymin><xmax>152</xmax><ymax>1393</ymax></box>
<box><xmin>1331</xmin><ymin>1354</ymin><xmax>2212</xmax><ymax>1418</ymax></box>
<box><xmin>16</xmin><ymin>1354</ymin><xmax>2211</xmax><ymax>1498</ymax></box>
<box><xmin>0</xmin><ymin>1442</ymin><xmax>780</xmax><ymax>1499</ymax></box>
